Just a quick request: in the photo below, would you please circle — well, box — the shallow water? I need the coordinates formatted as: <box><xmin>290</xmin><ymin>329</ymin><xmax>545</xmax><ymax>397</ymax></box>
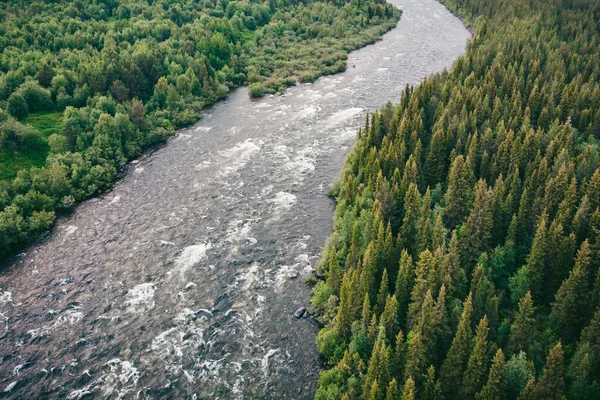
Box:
<box><xmin>0</xmin><ymin>1</ymin><xmax>469</xmax><ymax>398</ymax></box>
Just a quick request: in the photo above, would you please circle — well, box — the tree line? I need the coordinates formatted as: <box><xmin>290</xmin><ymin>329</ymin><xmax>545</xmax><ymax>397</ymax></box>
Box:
<box><xmin>0</xmin><ymin>0</ymin><xmax>399</xmax><ymax>258</ymax></box>
<box><xmin>311</xmin><ymin>0</ymin><xmax>600</xmax><ymax>399</ymax></box>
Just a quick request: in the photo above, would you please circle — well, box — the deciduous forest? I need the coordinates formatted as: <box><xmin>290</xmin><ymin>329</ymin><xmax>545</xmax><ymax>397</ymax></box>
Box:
<box><xmin>0</xmin><ymin>0</ymin><xmax>398</xmax><ymax>258</ymax></box>
<box><xmin>311</xmin><ymin>0</ymin><xmax>600</xmax><ymax>399</ymax></box>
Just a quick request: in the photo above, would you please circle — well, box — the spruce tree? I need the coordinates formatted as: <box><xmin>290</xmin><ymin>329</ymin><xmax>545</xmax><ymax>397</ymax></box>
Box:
<box><xmin>476</xmin><ymin>349</ymin><xmax>506</xmax><ymax>400</ymax></box>
<box><xmin>459</xmin><ymin>179</ymin><xmax>494</xmax><ymax>273</ymax></box>
<box><xmin>523</xmin><ymin>212</ymin><xmax>548</xmax><ymax>302</ymax></box>
<box><xmin>441</xmin><ymin>293</ymin><xmax>473</xmax><ymax>399</ymax></box>
<box><xmin>445</xmin><ymin>155</ymin><xmax>474</xmax><ymax>229</ymax></box>
<box><xmin>386</xmin><ymin>379</ymin><xmax>400</xmax><ymax>400</ymax></box>
<box><xmin>395</xmin><ymin>250</ymin><xmax>415</xmax><ymax>329</ymax></box>
<box><xmin>552</xmin><ymin>240</ymin><xmax>592</xmax><ymax>341</ymax></box>
<box><xmin>461</xmin><ymin>315</ymin><xmax>491</xmax><ymax>398</ymax></box>
<box><xmin>532</xmin><ymin>342</ymin><xmax>566</xmax><ymax>400</ymax></box>
<box><xmin>401</xmin><ymin>376</ymin><xmax>416</xmax><ymax>400</ymax></box>
<box><xmin>378</xmin><ymin>269</ymin><xmax>390</xmax><ymax>313</ymax></box>
<box><xmin>423</xmin><ymin>366</ymin><xmax>443</xmax><ymax>400</ymax></box>
<box><xmin>508</xmin><ymin>291</ymin><xmax>536</xmax><ymax>355</ymax></box>
<box><xmin>327</xmin><ymin>246</ymin><xmax>342</xmax><ymax>294</ymax></box>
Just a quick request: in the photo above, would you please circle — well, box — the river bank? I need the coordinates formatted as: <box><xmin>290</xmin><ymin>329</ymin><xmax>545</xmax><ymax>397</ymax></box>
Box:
<box><xmin>0</xmin><ymin>1</ymin><xmax>469</xmax><ymax>398</ymax></box>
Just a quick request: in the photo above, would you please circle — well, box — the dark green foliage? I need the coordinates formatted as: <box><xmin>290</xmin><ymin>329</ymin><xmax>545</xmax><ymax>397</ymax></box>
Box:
<box><xmin>0</xmin><ymin>0</ymin><xmax>400</xmax><ymax>258</ymax></box>
<box><xmin>312</xmin><ymin>0</ymin><xmax>600</xmax><ymax>398</ymax></box>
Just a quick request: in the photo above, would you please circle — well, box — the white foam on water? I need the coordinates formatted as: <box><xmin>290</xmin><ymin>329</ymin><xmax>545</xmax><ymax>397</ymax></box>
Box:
<box><xmin>27</xmin><ymin>308</ymin><xmax>84</xmax><ymax>339</ymax></box>
<box><xmin>218</xmin><ymin>139</ymin><xmax>261</xmax><ymax>176</ymax></box>
<box><xmin>322</xmin><ymin>107</ymin><xmax>363</xmax><ymax>129</ymax></box>
<box><xmin>195</xmin><ymin>126</ymin><xmax>212</xmax><ymax>132</ymax></box>
<box><xmin>295</xmin><ymin>105</ymin><xmax>318</xmax><ymax>120</ymax></box>
<box><xmin>134</xmin><ymin>167</ymin><xmax>144</xmax><ymax>174</ymax></box>
<box><xmin>124</xmin><ymin>283</ymin><xmax>155</xmax><ymax>314</ymax></box>
<box><xmin>4</xmin><ymin>381</ymin><xmax>16</xmax><ymax>392</ymax></box>
<box><xmin>194</xmin><ymin>159</ymin><xmax>213</xmax><ymax>170</ymax></box>
<box><xmin>108</xmin><ymin>196</ymin><xmax>120</xmax><ymax>205</ymax></box>
<box><xmin>225</xmin><ymin>220</ymin><xmax>257</xmax><ymax>255</ymax></box>
<box><xmin>271</xmin><ymin>145</ymin><xmax>291</xmax><ymax>161</ymax></box>
<box><xmin>0</xmin><ymin>291</ymin><xmax>12</xmax><ymax>305</ymax></box>
<box><xmin>101</xmin><ymin>359</ymin><xmax>140</xmax><ymax>399</ymax></box>
<box><xmin>237</xmin><ymin>264</ymin><xmax>262</xmax><ymax>291</ymax></box>
<box><xmin>173</xmin><ymin>308</ymin><xmax>196</xmax><ymax>325</ymax></box>
<box><xmin>283</xmin><ymin>149</ymin><xmax>316</xmax><ymax>177</ymax></box>
<box><xmin>175</xmin><ymin>133</ymin><xmax>192</xmax><ymax>140</ymax></box>
<box><xmin>273</xmin><ymin>265</ymin><xmax>299</xmax><ymax>293</ymax></box>
<box><xmin>261</xmin><ymin>349</ymin><xmax>279</xmax><ymax>376</ymax></box>
<box><xmin>64</xmin><ymin>226</ymin><xmax>78</xmax><ymax>236</ymax></box>
<box><xmin>269</xmin><ymin>192</ymin><xmax>297</xmax><ymax>213</ymax></box>
<box><xmin>172</xmin><ymin>243</ymin><xmax>211</xmax><ymax>279</ymax></box>
<box><xmin>261</xmin><ymin>185</ymin><xmax>274</xmax><ymax>196</ymax></box>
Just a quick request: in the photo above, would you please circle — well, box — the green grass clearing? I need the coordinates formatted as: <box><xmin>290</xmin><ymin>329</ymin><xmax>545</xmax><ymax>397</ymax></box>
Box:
<box><xmin>0</xmin><ymin>111</ymin><xmax>63</xmax><ymax>181</ymax></box>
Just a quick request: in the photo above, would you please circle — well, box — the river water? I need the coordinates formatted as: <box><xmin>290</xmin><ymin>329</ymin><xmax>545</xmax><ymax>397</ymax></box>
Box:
<box><xmin>0</xmin><ymin>1</ymin><xmax>469</xmax><ymax>398</ymax></box>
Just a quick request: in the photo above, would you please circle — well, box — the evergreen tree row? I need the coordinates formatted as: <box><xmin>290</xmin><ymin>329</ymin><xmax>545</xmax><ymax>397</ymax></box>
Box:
<box><xmin>311</xmin><ymin>0</ymin><xmax>600</xmax><ymax>399</ymax></box>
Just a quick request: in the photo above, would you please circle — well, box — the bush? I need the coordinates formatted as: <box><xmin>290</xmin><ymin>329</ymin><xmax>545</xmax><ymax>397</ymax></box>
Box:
<box><xmin>7</xmin><ymin>92</ymin><xmax>28</xmax><ymax>120</ymax></box>
<box><xmin>316</xmin><ymin>326</ymin><xmax>347</xmax><ymax>364</ymax></box>
<box><xmin>248</xmin><ymin>82</ymin><xmax>266</xmax><ymax>98</ymax></box>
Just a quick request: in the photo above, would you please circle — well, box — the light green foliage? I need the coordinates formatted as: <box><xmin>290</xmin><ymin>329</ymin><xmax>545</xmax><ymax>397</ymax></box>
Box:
<box><xmin>0</xmin><ymin>0</ymin><xmax>399</xmax><ymax>257</ymax></box>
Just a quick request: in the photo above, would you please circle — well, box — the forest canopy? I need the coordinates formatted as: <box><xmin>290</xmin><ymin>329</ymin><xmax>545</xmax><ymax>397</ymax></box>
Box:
<box><xmin>311</xmin><ymin>0</ymin><xmax>600</xmax><ymax>399</ymax></box>
<box><xmin>0</xmin><ymin>0</ymin><xmax>399</xmax><ymax>258</ymax></box>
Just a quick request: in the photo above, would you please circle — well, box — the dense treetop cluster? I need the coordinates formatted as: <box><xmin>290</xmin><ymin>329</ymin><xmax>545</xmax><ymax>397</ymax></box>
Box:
<box><xmin>311</xmin><ymin>0</ymin><xmax>600</xmax><ymax>399</ymax></box>
<box><xmin>0</xmin><ymin>0</ymin><xmax>398</xmax><ymax>258</ymax></box>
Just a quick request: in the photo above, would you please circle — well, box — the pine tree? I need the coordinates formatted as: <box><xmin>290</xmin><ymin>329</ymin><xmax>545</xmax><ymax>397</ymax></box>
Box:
<box><xmin>407</xmin><ymin>250</ymin><xmax>439</xmax><ymax>328</ymax></box>
<box><xmin>392</xmin><ymin>330</ymin><xmax>405</xmax><ymax>381</ymax></box>
<box><xmin>441</xmin><ymin>293</ymin><xmax>473</xmax><ymax>399</ymax></box>
<box><xmin>532</xmin><ymin>342</ymin><xmax>566</xmax><ymax>400</ymax></box>
<box><xmin>380</xmin><ymin>295</ymin><xmax>399</xmax><ymax>342</ymax></box>
<box><xmin>364</xmin><ymin>329</ymin><xmax>392</xmax><ymax>398</ymax></box>
<box><xmin>423</xmin><ymin>366</ymin><xmax>443</xmax><ymax>400</ymax></box>
<box><xmin>461</xmin><ymin>315</ymin><xmax>491</xmax><ymax>399</ymax></box>
<box><xmin>459</xmin><ymin>179</ymin><xmax>494</xmax><ymax>273</ymax></box>
<box><xmin>362</xmin><ymin>293</ymin><xmax>372</xmax><ymax>329</ymax></box>
<box><xmin>404</xmin><ymin>330</ymin><xmax>426</xmax><ymax>385</ymax></box>
<box><xmin>399</xmin><ymin>183</ymin><xmax>421</xmax><ymax>257</ymax></box>
<box><xmin>517</xmin><ymin>379</ymin><xmax>536</xmax><ymax>400</ymax></box>
<box><xmin>523</xmin><ymin>212</ymin><xmax>548</xmax><ymax>302</ymax></box>
<box><xmin>395</xmin><ymin>250</ymin><xmax>415</xmax><ymax>329</ymax></box>
<box><xmin>568</xmin><ymin>345</ymin><xmax>600</xmax><ymax>400</ymax></box>
<box><xmin>552</xmin><ymin>240</ymin><xmax>592</xmax><ymax>341</ymax></box>
<box><xmin>417</xmin><ymin>188</ymin><xmax>433</xmax><ymax>255</ymax></box>
<box><xmin>378</xmin><ymin>268</ymin><xmax>390</xmax><ymax>313</ymax></box>
<box><xmin>476</xmin><ymin>349</ymin><xmax>506</xmax><ymax>400</ymax></box>
<box><xmin>471</xmin><ymin>264</ymin><xmax>494</xmax><ymax>328</ymax></box>
<box><xmin>508</xmin><ymin>291</ymin><xmax>536</xmax><ymax>355</ymax></box>
<box><xmin>441</xmin><ymin>230</ymin><xmax>467</xmax><ymax>301</ymax></box>
<box><xmin>338</xmin><ymin>268</ymin><xmax>360</xmax><ymax>336</ymax></box>
<box><xmin>327</xmin><ymin>246</ymin><xmax>342</xmax><ymax>294</ymax></box>
<box><xmin>368</xmin><ymin>379</ymin><xmax>383</xmax><ymax>400</ymax></box>
<box><xmin>401</xmin><ymin>376</ymin><xmax>416</xmax><ymax>400</ymax></box>
<box><xmin>445</xmin><ymin>155</ymin><xmax>474</xmax><ymax>229</ymax></box>
<box><xmin>580</xmin><ymin>308</ymin><xmax>600</xmax><ymax>358</ymax></box>
<box><xmin>386</xmin><ymin>379</ymin><xmax>400</xmax><ymax>400</ymax></box>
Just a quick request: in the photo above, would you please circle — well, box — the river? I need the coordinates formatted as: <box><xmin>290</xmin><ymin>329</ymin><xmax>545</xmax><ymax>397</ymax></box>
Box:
<box><xmin>0</xmin><ymin>0</ymin><xmax>469</xmax><ymax>398</ymax></box>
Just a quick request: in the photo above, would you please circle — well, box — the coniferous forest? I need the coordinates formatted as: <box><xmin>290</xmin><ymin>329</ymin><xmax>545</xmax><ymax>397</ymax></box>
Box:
<box><xmin>311</xmin><ymin>0</ymin><xmax>600</xmax><ymax>399</ymax></box>
<box><xmin>0</xmin><ymin>0</ymin><xmax>398</xmax><ymax>258</ymax></box>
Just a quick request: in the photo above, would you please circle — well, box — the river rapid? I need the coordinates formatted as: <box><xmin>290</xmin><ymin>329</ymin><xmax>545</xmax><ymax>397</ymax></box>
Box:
<box><xmin>0</xmin><ymin>1</ymin><xmax>469</xmax><ymax>398</ymax></box>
